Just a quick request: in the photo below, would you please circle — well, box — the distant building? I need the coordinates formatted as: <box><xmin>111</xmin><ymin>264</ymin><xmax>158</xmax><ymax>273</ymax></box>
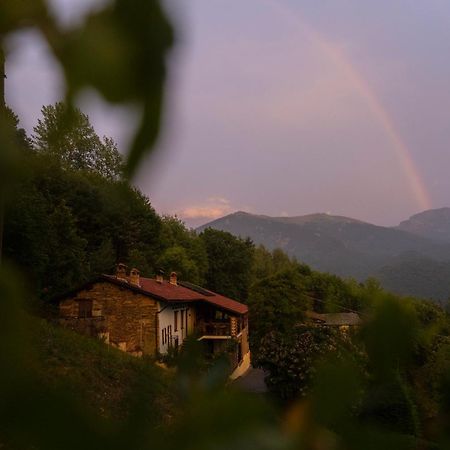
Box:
<box><xmin>58</xmin><ymin>264</ymin><xmax>250</xmax><ymax>376</ymax></box>
<box><xmin>305</xmin><ymin>310</ymin><xmax>361</xmax><ymax>332</ymax></box>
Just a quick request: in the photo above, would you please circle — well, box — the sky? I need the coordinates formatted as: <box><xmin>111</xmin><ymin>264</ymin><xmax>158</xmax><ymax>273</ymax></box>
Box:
<box><xmin>5</xmin><ymin>0</ymin><xmax>450</xmax><ymax>227</ymax></box>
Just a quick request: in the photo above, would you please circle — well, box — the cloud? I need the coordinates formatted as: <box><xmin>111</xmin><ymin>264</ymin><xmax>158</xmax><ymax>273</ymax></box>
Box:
<box><xmin>177</xmin><ymin>198</ymin><xmax>233</xmax><ymax>221</ymax></box>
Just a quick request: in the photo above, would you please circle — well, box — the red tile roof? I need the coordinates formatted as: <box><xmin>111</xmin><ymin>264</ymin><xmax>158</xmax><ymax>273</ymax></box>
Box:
<box><xmin>196</xmin><ymin>292</ymin><xmax>248</xmax><ymax>315</ymax></box>
<box><xmin>101</xmin><ymin>275</ymin><xmax>248</xmax><ymax>315</ymax></box>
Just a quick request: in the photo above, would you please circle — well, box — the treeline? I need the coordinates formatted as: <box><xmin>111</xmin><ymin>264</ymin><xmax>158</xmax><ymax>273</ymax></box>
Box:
<box><xmin>4</xmin><ymin>103</ymin><xmax>356</xmax><ymax>307</ymax></box>
<box><xmin>3</xmin><ymin>103</ymin><xmax>291</xmax><ymax>303</ymax></box>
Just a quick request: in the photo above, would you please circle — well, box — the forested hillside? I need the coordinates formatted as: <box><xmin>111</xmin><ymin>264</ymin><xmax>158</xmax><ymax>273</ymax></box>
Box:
<box><xmin>199</xmin><ymin>211</ymin><xmax>450</xmax><ymax>301</ymax></box>
<box><xmin>3</xmin><ymin>104</ymin><xmax>259</xmax><ymax>305</ymax></box>
<box><xmin>397</xmin><ymin>208</ymin><xmax>450</xmax><ymax>242</ymax></box>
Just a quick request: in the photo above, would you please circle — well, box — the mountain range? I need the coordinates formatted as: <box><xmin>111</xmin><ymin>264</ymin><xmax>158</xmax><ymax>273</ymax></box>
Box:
<box><xmin>197</xmin><ymin>208</ymin><xmax>450</xmax><ymax>301</ymax></box>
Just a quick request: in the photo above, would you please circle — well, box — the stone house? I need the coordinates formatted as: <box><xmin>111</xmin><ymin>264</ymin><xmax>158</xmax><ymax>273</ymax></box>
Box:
<box><xmin>58</xmin><ymin>264</ymin><xmax>250</xmax><ymax>376</ymax></box>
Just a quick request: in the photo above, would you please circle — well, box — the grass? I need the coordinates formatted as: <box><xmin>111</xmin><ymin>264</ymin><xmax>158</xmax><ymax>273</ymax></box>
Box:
<box><xmin>26</xmin><ymin>317</ymin><xmax>177</xmax><ymax>425</ymax></box>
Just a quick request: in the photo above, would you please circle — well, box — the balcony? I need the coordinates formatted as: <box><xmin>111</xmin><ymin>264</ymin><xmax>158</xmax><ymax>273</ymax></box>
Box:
<box><xmin>196</xmin><ymin>321</ymin><xmax>232</xmax><ymax>339</ymax></box>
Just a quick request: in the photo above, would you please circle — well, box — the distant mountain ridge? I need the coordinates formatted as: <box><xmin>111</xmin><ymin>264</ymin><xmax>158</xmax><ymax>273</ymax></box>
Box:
<box><xmin>397</xmin><ymin>208</ymin><xmax>450</xmax><ymax>243</ymax></box>
<box><xmin>197</xmin><ymin>208</ymin><xmax>450</xmax><ymax>301</ymax></box>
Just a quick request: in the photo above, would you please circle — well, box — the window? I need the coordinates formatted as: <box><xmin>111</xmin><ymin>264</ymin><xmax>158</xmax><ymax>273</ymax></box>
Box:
<box><xmin>181</xmin><ymin>310</ymin><xmax>184</xmax><ymax>329</ymax></box>
<box><xmin>162</xmin><ymin>327</ymin><xmax>169</xmax><ymax>345</ymax></box>
<box><xmin>174</xmin><ymin>311</ymin><xmax>178</xmax><ymax>331</ymax></box>
<box><xmin>214</xmin><ymin>310</ymin><xmax>228</xmax><ymax>321</ymax></box>
<box><xmin>78</xmin><ymin>300</ymin><xmax>92</xmax><ymax>318</ymax></box>
<box><xmin>168</xmin><ymin>325</ymin><xmax>172</xmax><ymax>347</ymax></box>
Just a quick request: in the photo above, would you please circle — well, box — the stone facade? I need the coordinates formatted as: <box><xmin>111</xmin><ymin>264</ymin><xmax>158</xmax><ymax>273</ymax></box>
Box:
<box><xmin>58</xmin><ymin>272</ymin><xmax>251</xmax><ymax>371</ymax></box>
<box><xmin>59</xmin><ymin>282</ymin><xmax>159</xmax><ymax>356</ymax></box>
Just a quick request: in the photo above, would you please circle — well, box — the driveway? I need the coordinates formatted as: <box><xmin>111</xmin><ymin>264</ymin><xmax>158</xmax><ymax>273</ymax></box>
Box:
<box><xmin>233</xmin><ymin>366</ymin><xmax>268</xmax><ymax>393</ymax></box>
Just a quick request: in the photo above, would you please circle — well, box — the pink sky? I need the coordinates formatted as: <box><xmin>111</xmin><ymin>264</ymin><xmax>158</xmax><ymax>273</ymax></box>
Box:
<box><xmin>5</xmin><ymin>0</ymin><xmax>450</xmax><ymax>227</ymax></box>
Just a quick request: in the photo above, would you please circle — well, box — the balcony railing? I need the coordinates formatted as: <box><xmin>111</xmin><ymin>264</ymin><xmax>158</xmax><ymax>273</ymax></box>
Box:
<box><xmin>197</xmin><ymin>321</ymin><xmax>231</xmax><ymax>337</ymax></box>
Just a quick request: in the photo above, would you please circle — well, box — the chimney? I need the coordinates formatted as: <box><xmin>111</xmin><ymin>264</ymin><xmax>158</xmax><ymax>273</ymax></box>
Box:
<box><xmin>169</xmin><ymin>271</ymin><xmax>178</xmax><ymax>286</ymax></box>
<box><xmin>156</xmin><ymin>269</ymin><xmax>164</xmax><ymax>284</ymax></box>
<box><xmin>129</xmin><ymin>268</ymin><xmax>140</xmax><ymax>287</ymax></box>
<box><xmin>116</xmin><ymin>263</ymin><xmax>128</xmax><ymax>281</ymax></box>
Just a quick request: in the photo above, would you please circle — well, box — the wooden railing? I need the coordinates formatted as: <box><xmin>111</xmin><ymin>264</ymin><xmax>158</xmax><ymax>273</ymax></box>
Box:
<box><xmin>196</xmin><ymin>319</ymin><xmax>245</xmax><ymax>337</ymax></box>
<box><xmin>197</xmin><ymin>321</ymin><xmax>231</xmax><ymax>337</ymax></box>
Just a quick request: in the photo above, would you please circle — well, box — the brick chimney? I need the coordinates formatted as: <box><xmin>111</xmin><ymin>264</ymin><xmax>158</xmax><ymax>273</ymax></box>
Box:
<box><xmin>129</xmin><ymin>268</ymin><xmax>140</xmax><ymax>287</ymax></box>
<box><xmin>170</xmin><ymin>271</ymin><xmax>178</xmax><ymax>286</ymax></box>
<box><xmin>116</xmin><ymin>263</ymin><xmax>128</xmax><ymax>281</ymax></box>
<box><xmin>156</xmin><ymin>269</ymin><xmax>164</xmax><ymax>284</ymax></box>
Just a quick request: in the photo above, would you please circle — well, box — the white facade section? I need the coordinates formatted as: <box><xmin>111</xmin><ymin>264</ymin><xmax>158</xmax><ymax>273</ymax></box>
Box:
<box><xmin>158</xmin><ymin>302</ymin><xmax>196</xmax><ymax>354</ymax></box>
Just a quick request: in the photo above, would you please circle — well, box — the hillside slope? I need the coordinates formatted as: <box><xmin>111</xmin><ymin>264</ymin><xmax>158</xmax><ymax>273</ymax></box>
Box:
<box><xmin>375</xmin><ymin>252</ymin><xmax>450</xmax><ymax>300</ymax></box>
<box><xmin>29</xmin><ymin>317</ymin><xmax>176</xmax><ymax>423</ymax></box>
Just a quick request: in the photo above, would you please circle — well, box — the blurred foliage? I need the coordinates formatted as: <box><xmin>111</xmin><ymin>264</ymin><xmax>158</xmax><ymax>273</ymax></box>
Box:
<box><xmin>1</xmin><ymin>0</ymin><xmax>173</xmax><ymax>177</ymax></box>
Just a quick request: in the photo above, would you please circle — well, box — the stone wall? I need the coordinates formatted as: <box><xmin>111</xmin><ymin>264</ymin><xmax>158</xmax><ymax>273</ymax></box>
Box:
<box><xmin>59</xmin><ymin>282</ymin><xmax>159</xmax><ymax>356</ymax></box>
<box><xmin>240</xmin><ymin>324</ymin><xmax>250</xmax><ymax>356</ymax></box>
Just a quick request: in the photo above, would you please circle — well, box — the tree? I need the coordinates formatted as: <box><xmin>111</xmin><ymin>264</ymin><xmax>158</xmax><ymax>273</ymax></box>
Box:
<box><xmin>0</xmin><ymin>105</ymin><xmax>32</xmax><ymax>262</ymax></box>
<box><xmin>156</xmin><ymin>246</ymin><xmax>202</xmax><ymax>284</ymax></box>
<box><xmin>304</xmin><ymin>271</ymin><xmax>362</xmax><ymax>313</ymax></box>
<box><xmin>199</xmin><ymin>228</ymin><xmax>254</xmax><ymax>300</ymax></box>
<box><xmin>4</xmin><ymin>106</ymin><xmax>32</xmax><ymax>152</ymax></box>
<box><xmin>248</xmin><ymin>269</ymin><xmax>311</xmax><ymax>354</ymax></box>
<box><xmin>160</xmin><ymin>216</ymin><xmax>208</xmax><ymax>284</ymax></box>
<box><xmin>32</xmin><ymin>103</ymin><xmax>123</xmax><ymax>180</ymax></box>
<box><xmin>3</xmin><ymin>178</ymin><xmax>53</xmax><ymax>292</ymax></box>
<box><xmin>90</xmin><ymin>238</ymin><xmax>116</xmax><ymax>276</ymax></box>
<box><xmin>127</xmin><ymin>248</ymin><xmax>153</xmax><ymax>277</ymax></box>
<box><xmin>43</xmin><ymin>201</ymin><xmax>88</xmax><ymax>296</ymax></box>
<box><xmin>4</xmin><ymin>149</ymin><xmax>163</xmax><ymax>298</ymax></box>
<box><xmin>255</xmin><ymin>325</ymin><xmax>352</xmax><ymax>401</ymax></box>
<box><xmin>251</xmin><ymin>245</ymin><xmax>275</xmax><ymax>283</ymax></box>
<box><xmin>251</xmin><ymin>245</ymin><xmax>312</xmax><ymax>285</ymax></box>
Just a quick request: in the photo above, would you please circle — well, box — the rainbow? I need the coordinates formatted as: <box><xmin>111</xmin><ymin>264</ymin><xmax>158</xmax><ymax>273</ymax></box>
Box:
<box><xmin>264</xmin><ymin>0</ymin><xmax>432</xmax><ymax>211</ymax></box>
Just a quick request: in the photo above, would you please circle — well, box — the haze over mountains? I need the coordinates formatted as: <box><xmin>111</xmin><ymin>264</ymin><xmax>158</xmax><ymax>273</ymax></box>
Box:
<box><xmin>198</xmin><ymin>208</ymin><xmax>450</xmax><ymax>301</ymax></box>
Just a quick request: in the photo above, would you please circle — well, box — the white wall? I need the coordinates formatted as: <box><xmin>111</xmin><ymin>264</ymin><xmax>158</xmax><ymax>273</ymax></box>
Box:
<box><xmin>158</xmin><ymin>302</ymin><xmax>196</xmax><ymax>354</ymax></box>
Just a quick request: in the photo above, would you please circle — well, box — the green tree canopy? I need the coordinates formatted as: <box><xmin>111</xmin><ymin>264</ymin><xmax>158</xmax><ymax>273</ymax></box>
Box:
<box><xmin>248</xmin><ymin>269</ymin><xmax>312</xmax><ymax>354</ymax></box>
<box><xmin>4</xmin><ymin>146</ymin><xmax>162</xmax><ymax>297</ymax></box>
<box><xmin>160</xmin><ymin>216</ymin><xmax>208</xmax><ymax>284</ymax></box>
<box><xmin>156</xmin><ymin>246</ymin><xmax>202</xmax><ymax>285</ymax></box>
<box><xmin>199</xmin><ymin>228</ymin><xmax>254</xmax><ymax>301</ymax></box>
<box><xmin>32</xmin><ymin>103</ymin><xmax>123</xmax><ymax>180</ymax></box>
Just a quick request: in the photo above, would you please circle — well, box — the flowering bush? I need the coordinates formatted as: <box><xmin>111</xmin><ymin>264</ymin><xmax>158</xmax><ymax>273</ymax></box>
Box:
<box><xmin>255</xmin><ymin>325</ymin><xmax>361</xmax><ymax>400</ymax></box>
